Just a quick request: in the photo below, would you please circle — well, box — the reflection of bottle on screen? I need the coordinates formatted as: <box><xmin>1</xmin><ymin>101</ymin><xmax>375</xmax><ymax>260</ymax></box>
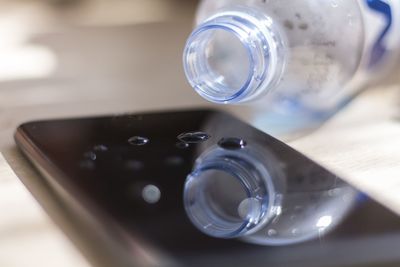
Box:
<box><xmin>183</xmin><ymin>0</ymin><xmax>400</xmax><ymax>135</ymax></box>
<box><xmin>184</xmin><ymin>143</ymin><xmax>358</xmax><ymax>245</ymax></box>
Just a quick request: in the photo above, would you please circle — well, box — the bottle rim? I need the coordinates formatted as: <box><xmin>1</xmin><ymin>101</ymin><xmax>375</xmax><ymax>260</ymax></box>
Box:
<box><xmin>183</xmin><ymin>149</ymin><xmax>273</xmax><ymax>239</ymax></box>
<box><xmin>183</xmin><ymin>23</ymin><xmax>255</xmax><ymax>103</ymax></box>
<box><xmin>183</xmin><ymin>8</ymin><xmax>285</xmax><ymax>104</ymax></box>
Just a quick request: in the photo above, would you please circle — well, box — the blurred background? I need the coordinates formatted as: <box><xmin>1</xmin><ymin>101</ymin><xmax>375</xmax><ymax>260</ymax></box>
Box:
<box><xmin>0</xmin><ymin>0</ymin><xmax>200</xmax><ymax>123</ymax></box>
<box><xmin>0</xmin><ymin>1</ymin><xmax>206</xmax><ymax>266</ymax></box>
<box><xmin>1</xmin><ymin>1</ymin><xmax>400</xmax><ymax>267</ymax></box>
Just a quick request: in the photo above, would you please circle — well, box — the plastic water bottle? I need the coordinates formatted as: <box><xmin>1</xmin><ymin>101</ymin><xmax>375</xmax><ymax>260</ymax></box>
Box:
<box><xmin>181</xmin><ymin>109</ymin><xmax>359</xmax><ymax>245</ymax></box>
<box><xmin>183</xmin><ymin>143</ymin><xmax>358</xmax><ymax>245</ymax></box>
<box><xmin>183</xmin><ymin>0</ymin><xmax>400</xmax><ymax>135</ymax></box>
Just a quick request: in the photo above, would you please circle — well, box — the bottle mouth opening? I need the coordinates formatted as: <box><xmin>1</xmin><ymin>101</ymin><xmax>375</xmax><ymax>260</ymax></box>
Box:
<box><xmin>183</xmin><ymin>25</ymin><xmax>254</xmax><ymax>103</ymax></box>
<box><xmin>183</xmin><ymin>9</ymin><xmax>286</xmax><ymax>104</ymax></box>
<box><xmin>183</xmin><ymin>158</ymin><xmax>268</xmax><ymax>238</ymax></box>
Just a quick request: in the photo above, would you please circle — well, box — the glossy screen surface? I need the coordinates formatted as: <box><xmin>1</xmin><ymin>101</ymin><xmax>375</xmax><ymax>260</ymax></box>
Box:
<box><xmin>18</xmin><ymin>110</ymin><xmax>400</xmax><ymax>267</ymax></box>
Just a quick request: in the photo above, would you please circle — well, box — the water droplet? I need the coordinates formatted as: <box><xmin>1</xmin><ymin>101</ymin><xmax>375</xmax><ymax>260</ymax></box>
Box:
<box><xmin>177</xmin><ymin>132</ymin><xmax>210</xmax><ymax>143</ymax></box>
<box><xmin>218</xmin><ymin>137</ymin><xmax>247</xmax><ymax>150</ymax></box>
<box><xmin>176</xmin><ymin>141</ymin><xmax>190</xmax><ymax>149</ymax></box>
<box><xmin>165</xmin><ymin>156</ymin><xmax>184</xmax><ymax>166</ymax></box>
<box><xmin>79</xmin><ymin>159</ymin><xmax>95</xmax><ymax>170</ymax></box>
<box><xmin>283</xmin><ymin>19</ymin><xmax>294</xmax><ymax>30</ymax></box>
<box><xmin>142</xmin><ymin>184</ymin><xmax>161</xmax><ymax>204</ymax></box>
<box><xmin>128</xmin><ymin>136</ymin><xmax>149</xmax><ymax>146</ymax></box>
<box><xmin>125</xmin><ymin>160</ymin><xmax>144</xmax><ymax>171</ymax></box>
<box><xmin>83</xmin><ymin>151</ymin><xmax>97</xmax><ymax>160</ymax></box>
<box><xmin>298</xmin><ymin>23</ymin><xmax>308</xmax><ymax>30</ymax></box>
<box><xmin>267</xmin><ymin>229</ymin><xmax>277</xmax><ymax>236</ymax></box>
<box><xmin>93</xmin><ymin>144</ymin><xmax>108</xmax><ymax>152</ymax></box>
<box><xmin>291</xmin><ymin>228</ymin><xmax>299</xmax><ymax>235</ymax></box>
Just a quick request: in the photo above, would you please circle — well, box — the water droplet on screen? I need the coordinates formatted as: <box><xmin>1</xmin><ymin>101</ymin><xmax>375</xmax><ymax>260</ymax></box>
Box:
<box><xmin>124</xmin><ymin>160</ymin><xmax>144</xmax><ymax>171</ymax></box>
<box><xmin>83</xmin><ymin>151</ymin><xmax>97</xmax><ymax>160</ymax></box>
<box><xmin>176</xmin><ymin>141</ymin><xmax>190</xmax><ymax>149</ymax></box>
<box><xmin>142</xmin><ymin>184</ymin><xmax>161</xmax><ymax>204</ymax></box>
<box><xmin>128</xmin><ymin>136</ymin><xmax>149</xmax><ymax>146</ymax></box>
<box><xmin>218</xmin><ymin>137</ymin><xmax>246</xmax><ymax>150</ymax></box>
<box><xmin>93</xmin><ymin>144</ymin><xmax>108</xmax><ymax>152</ymax></box>
<box><xmin>177</xmin><ymin>132</ymin><xmax>210</xmax><ymax>143</ymax></box>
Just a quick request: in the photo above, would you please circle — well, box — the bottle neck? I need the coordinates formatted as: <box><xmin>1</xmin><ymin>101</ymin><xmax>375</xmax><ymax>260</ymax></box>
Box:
<box><xmin>183</xmin><ymin>8</ymin><xmax>286</xmax><ymax>104</ymax></box>
<box><xmin>183</xmin><ymin>146</ymin><xmax>279</xmax><ymax>239</ymax></box>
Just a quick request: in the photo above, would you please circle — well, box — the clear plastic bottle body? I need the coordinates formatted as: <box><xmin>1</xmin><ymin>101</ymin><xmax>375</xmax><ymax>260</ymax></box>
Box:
<box><xmin>183</xmin><ymin>0</ymin><xmax>400</xmax><ymax>134</ymax></box>
<box><xmin>184</xmin><ymin>144</ymin><xmax>358</xmax><ymax>245</ymax></box>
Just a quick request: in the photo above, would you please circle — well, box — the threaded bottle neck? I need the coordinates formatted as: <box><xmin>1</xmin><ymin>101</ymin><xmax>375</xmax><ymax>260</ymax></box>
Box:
<box><xmin>183</xmin><ymin>146</ymin><xmax>279</xmax><ymax>239</ymax></box>
<box><xmin>183</xmin><ymin>8</ymin><xmax>286</xmax><ymax>104</ymax></box>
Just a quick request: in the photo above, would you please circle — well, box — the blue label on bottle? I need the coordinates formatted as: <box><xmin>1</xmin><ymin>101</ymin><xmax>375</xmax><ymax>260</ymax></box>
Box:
<box><xmin>366</xmin><ymin>0</ymin><xmax>393</xmax><ymax>68</ymax></box>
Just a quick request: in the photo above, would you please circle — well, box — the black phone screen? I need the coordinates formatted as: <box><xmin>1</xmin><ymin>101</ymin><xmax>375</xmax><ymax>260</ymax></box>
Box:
<box><xmin>15</xmin><ymin>109</ymin><xmax>400</xmax><ymax>267</ymax></box>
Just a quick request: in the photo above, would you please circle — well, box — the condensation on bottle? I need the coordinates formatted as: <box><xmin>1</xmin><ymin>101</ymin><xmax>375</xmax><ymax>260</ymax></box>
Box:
<box><xmin>183</xmin><ymin>0</ymin><xmax>400</xmax><ymax>135</ymax></box>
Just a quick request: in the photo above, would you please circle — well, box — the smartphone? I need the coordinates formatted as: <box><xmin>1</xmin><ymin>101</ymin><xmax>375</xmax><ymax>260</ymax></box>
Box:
<box><xmin>14</xmin><ymin>109</ymin><xmax>400</xmax><ymax>267</ymax></box>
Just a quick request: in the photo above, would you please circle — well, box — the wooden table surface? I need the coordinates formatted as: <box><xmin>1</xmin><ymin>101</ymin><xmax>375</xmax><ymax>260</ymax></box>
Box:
<box><xmin>1</xmin><ymin>1</ymin><xmax>400</xmax><ymax>266</ymax></box>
